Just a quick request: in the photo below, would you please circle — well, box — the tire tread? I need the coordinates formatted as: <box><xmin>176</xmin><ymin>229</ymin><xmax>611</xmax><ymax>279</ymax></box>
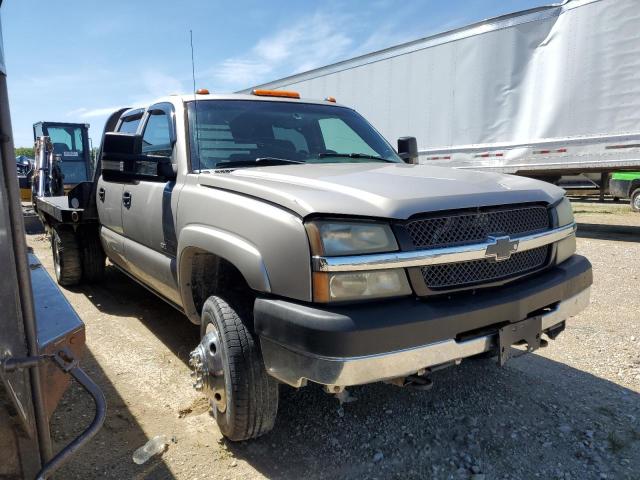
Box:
<box><xmin>52</xmin><ymin>228</ymin><xmax>82</xmax><ymax>286</ymax></box>
<box><xmin>81</xmin><ymin>231</ymin><xmax>105</xmax><ymax>282</ymax></box>
<box><xmin>202</xmin><ymin>296</ymin><xmax>278</xmax><ymax>441</ymax></box>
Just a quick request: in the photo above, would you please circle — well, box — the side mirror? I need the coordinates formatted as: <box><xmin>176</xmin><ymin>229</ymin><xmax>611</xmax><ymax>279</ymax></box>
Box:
<box><xmin>397</xmin><ymin>137</ymin><xmax>419</xmax><ymax>164</ymax></box>
<box><xmin>101</xmin><ymin>131</ymin><xmax>142</xmax><ymax>162</ymax></box>
<box><xmin>101</xmin><ymin>132</ymin><xmax>176</xmax><ymax>181</ymax></box>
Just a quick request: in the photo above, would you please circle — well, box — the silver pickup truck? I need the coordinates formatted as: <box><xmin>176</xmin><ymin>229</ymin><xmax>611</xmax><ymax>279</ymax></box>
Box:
<box><xmin>48</xmin><ymin>90</ymin><xmax>592</xmax><ymax>441</ymax></box>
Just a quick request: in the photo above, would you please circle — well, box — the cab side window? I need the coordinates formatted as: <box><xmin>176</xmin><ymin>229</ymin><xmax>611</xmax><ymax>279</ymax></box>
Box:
<box><xmin>142</xmin><ymin>111</ymin><xmax>172</xmax><ymax>156</ymax></box>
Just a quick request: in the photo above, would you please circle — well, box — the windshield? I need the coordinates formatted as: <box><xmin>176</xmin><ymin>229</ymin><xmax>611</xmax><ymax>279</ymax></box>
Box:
<box><xmin>187</xmin><ymin>100</ymin><xmax>401</xmax><ymax>170</ymax></box>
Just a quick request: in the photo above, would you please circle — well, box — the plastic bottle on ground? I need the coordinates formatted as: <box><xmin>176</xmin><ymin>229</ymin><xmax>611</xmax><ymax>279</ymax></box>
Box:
<box><xmin>132</xmin><ymin>435</ymin><xmax>169</xmax><ymax>465</ymax></box>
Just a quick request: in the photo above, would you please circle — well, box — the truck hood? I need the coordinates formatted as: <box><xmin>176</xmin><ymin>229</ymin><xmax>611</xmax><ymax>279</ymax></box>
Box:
<box><xmin>197</xmin><ymin>163</ymin><xmax>565</xmax><ymax>219</ymax></box>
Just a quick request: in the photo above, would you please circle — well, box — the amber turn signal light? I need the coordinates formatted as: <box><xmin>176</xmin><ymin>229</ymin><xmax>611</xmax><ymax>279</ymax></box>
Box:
<box><xmin>252</xmin><ymin>89</ymin><xmax>300</xmax><ymax>99</ymax></box>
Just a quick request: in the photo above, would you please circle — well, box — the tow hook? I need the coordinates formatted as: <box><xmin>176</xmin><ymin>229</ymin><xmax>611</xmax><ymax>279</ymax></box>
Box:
<box><xmin>403</xmin><ymin>374</ymin><xmax>433</xmax><ymax>391</ymax></box>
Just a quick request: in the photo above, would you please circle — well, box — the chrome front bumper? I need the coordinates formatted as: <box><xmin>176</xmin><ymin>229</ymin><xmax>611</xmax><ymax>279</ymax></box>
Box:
<box><xmin>260</xmin><ymin>287</ymin><xmax>590</xmax><ymax>389</ymax></box>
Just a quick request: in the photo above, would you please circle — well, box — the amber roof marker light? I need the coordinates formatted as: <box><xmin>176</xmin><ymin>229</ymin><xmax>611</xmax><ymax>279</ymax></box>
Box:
<box><xmin>252</xmin><ymin>89</ymin><xmax>301</xmax><ymax>99</ymax></box>
<box><xmin>325</xmin><ymin>96</ymin><xmax>337</xmax><ymax>103</ymax></box>
<box><xmin>196</xmin><ymin>88</ymin><xmax>210</xmax><ymax>95</ymax></box>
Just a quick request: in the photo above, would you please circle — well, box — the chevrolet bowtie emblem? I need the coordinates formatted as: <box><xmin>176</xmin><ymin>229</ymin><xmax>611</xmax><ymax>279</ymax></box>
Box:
<box><xmin>485</xmin><ymin>235</ymin><xmax>519</xmax><ymax>262</ymax></box>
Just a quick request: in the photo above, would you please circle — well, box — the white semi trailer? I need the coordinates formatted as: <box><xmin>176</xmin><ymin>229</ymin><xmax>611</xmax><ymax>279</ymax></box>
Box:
<box><xmin>243</xmin><ymin>0</ymin><xmax>640</xmax><ymax>183</ymax></box>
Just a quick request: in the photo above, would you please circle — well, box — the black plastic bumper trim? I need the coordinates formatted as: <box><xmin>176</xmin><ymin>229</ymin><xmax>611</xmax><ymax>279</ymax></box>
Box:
<box><xmin>254</xmin><ymin>255</ymin><xmax>592</xmax><ymax>358</ymax></box>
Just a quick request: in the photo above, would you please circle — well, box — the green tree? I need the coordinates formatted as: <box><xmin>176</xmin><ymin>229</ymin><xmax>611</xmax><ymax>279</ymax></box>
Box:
<box><xmin>15</xmin><ymin>147</ymin><xmax>35</xmax><ymax>158</ymax></box>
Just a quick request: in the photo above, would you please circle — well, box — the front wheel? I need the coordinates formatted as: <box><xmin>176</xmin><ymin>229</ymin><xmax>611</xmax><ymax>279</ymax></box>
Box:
<box><xmin>190</xmin><ymin>296</ymin><xmax>279</xmax><ymax>441</ymax></box>
<box><xmin>631</xmin><ymin>188</ymin><xmax>640</xmax><ymax>212</ymax></box>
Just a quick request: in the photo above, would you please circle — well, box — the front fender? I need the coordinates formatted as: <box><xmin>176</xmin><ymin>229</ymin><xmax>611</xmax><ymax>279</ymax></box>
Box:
<box><xmin>177</xmin><ymin>224</ymin><xmax>271</xmax><ymax>323</ymax></box>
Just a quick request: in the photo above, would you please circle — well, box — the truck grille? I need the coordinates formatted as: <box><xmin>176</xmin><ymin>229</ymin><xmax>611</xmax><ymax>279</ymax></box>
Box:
<box><xmin>420</xmin><ymin>245</ymin><xmax>550</xmax><ymax>289</ymax></box>
<box><xmin>403</xmin><ymin>205</ymin><xmax>551</xmax><ymax>292</ymax></box>
<box><xmin>405</xmin><ymin>205</ymin><xmax>550</xmax><ymax>249</ymax></box>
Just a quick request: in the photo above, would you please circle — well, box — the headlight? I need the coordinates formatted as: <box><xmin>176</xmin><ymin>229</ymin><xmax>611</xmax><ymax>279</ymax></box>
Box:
<box><xmin>306</xmin><ymin>220</ymin><xmax>409</xmax><ymax>302</ymax></box>
<box><xmin>555</xmin><ymin>197</ymin><xmax>576</xmax><ymax>264</ymax></box>
<box><xmin>306</xmin><ymin>221</ymin><xmax>398</xmax><ymax>256</ymax></box>
<box><xmin>313</xmin><ymin>270</ymin><xmax>412</xmax><ymax>302</ymax></box>
<box><xmin>556</xmin><ymin>196</ymin><xmax>574</xmax><ymax>227</ymax></box>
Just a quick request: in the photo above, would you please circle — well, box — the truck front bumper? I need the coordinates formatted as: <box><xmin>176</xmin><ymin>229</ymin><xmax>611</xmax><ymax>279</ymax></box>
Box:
<box><xmin>254</xmin><ymin>255</ymin><xmax>592</xmax><ymax>388</ymax></box>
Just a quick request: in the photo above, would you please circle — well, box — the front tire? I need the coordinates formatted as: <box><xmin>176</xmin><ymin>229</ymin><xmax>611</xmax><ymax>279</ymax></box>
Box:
<box><xmin>631</xmin><ymin>188</ymin><xmax>640</xmax><ymax>212</ymax></box>
<box><xmin>195</xmin><ymin>296</ymin><xmax>279</xmax><ymax>441</ymax></box>
<box><xmin>51</xmin><ymin>227</ymin><xmax>82</xmax><ymax>286</ymax></box>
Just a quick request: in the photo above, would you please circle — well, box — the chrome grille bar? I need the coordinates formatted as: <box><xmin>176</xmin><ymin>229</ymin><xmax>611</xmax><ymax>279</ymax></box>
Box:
<box><xmin>312</xmin><ymin>222</ymin><xmax>576</xmax><ymax>273</ymax></box>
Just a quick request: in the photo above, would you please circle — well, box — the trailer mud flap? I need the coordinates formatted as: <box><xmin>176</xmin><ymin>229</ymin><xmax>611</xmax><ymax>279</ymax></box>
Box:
<box><xmin>498</xmin><ymin>316</ymin><xmax>542</xmax><ymax>366</ymax></box>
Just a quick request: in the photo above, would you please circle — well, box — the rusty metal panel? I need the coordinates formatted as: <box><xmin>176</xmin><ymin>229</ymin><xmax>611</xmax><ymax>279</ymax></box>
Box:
<box><xmin>29</xmin><ymin>253</ymin><xmax>86</xmax><ymax>418</ymax></box>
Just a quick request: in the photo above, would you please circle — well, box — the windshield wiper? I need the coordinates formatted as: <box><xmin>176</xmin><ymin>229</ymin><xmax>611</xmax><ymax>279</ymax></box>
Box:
<box><xmin>317</xmin><ymin>152</ymin><xmax>395</xmax><ymax>162</ymax></box>
<box><xmin>215</xmin><ymin>157</ymin><xmax>304</xmax><ymax>169</ymax></box>
<box><xmin>255</xmin><ymin>157</ymin><xmax>304</xmax><ymax>165</ymax></box>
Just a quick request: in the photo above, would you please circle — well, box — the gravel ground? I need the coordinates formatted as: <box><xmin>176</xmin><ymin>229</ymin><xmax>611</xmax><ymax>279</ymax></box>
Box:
<box><xmin>29</xmin><ymin>205</ymin><xmax>639</xmax><ymax>480</ymax></box>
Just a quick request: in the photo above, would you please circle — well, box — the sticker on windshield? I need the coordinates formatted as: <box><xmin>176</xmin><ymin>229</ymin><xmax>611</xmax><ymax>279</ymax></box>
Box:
<box><xmin>63</xmin><ymin>151</ymin><xmax>79</xmax><ymax>157</ymax></box>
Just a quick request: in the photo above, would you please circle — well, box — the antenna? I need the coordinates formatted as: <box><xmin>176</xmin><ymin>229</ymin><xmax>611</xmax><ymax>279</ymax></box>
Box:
<box><xmin>190</xmin><ymin>30</ymin><xmax>201</xmax><ymax>171</ymax></box>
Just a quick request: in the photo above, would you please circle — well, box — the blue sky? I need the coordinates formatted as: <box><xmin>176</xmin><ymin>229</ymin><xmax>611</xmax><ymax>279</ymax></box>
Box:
<box><xmin>3</xmin><ymin>0</ymin><xmax>547</xmax><ymax>148</ymax></box>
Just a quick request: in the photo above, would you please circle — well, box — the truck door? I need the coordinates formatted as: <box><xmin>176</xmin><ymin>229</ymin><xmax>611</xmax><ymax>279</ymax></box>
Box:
<box><xmin>121</xmin><ymin>103</ymin><xmax>181</xmax><ymax>305</ymax></box>
<box><xmin>96</xmin><ymin>110</ymin><xmax>143</xmax><ymax>269</ymax></box>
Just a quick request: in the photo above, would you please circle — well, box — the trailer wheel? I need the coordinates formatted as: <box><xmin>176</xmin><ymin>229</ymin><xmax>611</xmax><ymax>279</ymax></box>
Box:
<box><xmin>631</xmin><ymin>188</ymin><xmax>640</xmax><ymax>212</ymax></box>
<box><xmin>190</xmin><ymin>296</ymin><xmax>278</xmax><ymax>441</ymax></box>
<box><xmin>51</xmin><ymin>227</ymin><xmax>82</xmax><ymax>286</ymax></box>
<box><xmin>81</xmin><ymin>232</ymin><xmax>105</xmax><ymax>282</ymax></box>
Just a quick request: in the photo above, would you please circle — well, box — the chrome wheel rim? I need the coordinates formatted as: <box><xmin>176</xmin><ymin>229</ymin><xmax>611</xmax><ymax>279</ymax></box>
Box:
<box><xmin>189</xmin><ymin>322</ymin><xmax>227</xmax><ymax>414</ymax></box>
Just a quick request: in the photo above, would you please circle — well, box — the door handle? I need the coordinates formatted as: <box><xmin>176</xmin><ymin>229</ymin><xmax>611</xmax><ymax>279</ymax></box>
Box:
<box><xmin>98</xmin><ymin>187</ymin><xmax>105</xmax><ymax>202</ymax></box>
<box><xmin>122</xmin><ymin>191</ymin><xmax>132</xmax><ymax>209</ymax></box>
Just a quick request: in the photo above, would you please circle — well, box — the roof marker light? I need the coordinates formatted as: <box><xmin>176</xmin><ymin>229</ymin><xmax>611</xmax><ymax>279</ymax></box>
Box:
<box><xmin>252</xmin><ymin>89</ymin><xmax>300</xmax><ymax>99</ymax></box>
<box><xmin>474</xmin><ymin>152</ymin><xmax>504</xmax><ymax>158</ymax></box>
<box><xmin>325</xmin><ymin>96</ymin><xmax>337</xmax><ymax>103</ymax></box>
<box><xmin>533</xmin><ymin>148</ymin><xmax>567</xmax><ymax>154</ymax></box>
<box><xmin>196</xmin><ymin>88</ymin><xmax>210</xmax><ymax>94</ymax></box>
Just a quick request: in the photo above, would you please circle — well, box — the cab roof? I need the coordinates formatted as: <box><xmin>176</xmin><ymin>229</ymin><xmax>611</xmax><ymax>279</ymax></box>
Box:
<box><xmin>133</xmin><ymin>92</ymin><xmax>345</xmax><ymax>112</ymax></box>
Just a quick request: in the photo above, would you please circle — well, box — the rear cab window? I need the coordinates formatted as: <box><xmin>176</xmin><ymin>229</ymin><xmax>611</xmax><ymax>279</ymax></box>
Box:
<box><xmin>118</xmin><ymin>116</ymin><xmax>141</xmax><ymax>134</ymax></box>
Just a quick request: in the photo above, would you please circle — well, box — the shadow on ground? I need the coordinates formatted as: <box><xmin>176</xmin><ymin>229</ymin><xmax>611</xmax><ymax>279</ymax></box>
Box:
<box><xmin>51</xmin><ymin>349</ymin><xmax>176</xmax><ymax>479</ymax></box>
<box><xmin>71</xmin><ymin>264</ymin><xmax>198</xmax><ymax>365</ymax></box>
<box><xmin>577</xmin><ymin>223</ymin><xmax>640</xmax><ymax>243</ymax></box>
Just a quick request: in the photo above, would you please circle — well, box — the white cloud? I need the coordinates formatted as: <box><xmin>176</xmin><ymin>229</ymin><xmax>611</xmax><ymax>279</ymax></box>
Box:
<box><xmin>64</xmin><ymin>70</ymin><xmax>186</xmax><ymax>122</ymax></box>
<box><xmin>209</xmin><ymin>11</ymin><xmax>355</xmax><ymax>91</ymax></box>
<box><xmin>140</xmin><ymin>71</ymin><xmax>185</xmax><ymax>99</ymax></box>
<box><xmin>66</xmin><ymin>106</ymin><xmax>122</xmax><ymax>119</ymax></box>
<box><xmin>214</xmin><ymin>59</ymin><xmax>272</xmax><ymax>86</ymax></box>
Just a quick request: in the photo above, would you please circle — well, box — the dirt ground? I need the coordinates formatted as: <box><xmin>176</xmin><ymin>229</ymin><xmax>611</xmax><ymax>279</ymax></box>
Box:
<box><xmin>30</xmin><ymin>200</ymin><xmax>639</xmax><ymax>480</ymax></box>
